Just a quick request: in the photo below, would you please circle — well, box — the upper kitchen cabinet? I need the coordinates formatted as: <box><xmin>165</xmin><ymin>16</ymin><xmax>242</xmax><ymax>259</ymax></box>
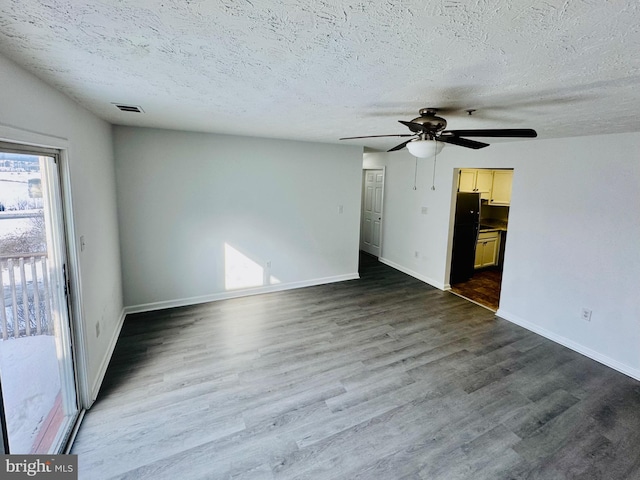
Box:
<box><xmin>458</xmin><ymin>169</ymin><xmax>476</xmax><ymax>192</ymax></box>
<box><xmin>458</xmin><ymin>169</ymin><xmax>493</xmax><ymax>200</ymax></box>
<box><xmin>490</xmin><ymin>170</ymin><xmax>513</xmax><ymax>205</ymax></box>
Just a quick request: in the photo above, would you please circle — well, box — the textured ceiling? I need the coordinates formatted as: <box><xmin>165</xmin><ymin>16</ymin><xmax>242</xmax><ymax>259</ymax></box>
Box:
<box><xmin>1</xmin><ymin>0</ymin><xmax>639</xmax><ymax>151</ymax></box>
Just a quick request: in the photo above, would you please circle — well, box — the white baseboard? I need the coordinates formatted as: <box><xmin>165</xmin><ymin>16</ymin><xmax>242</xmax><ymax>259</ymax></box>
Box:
<box><xmin>124</xmin><ymin>273</ymin><xmax>360</xmax><ymax>316</ymax></box>
<box><xmin>378</xmin><ymin>257</ymin><xmax>446</xmax><ymax>290</ymax></box>
<box><xmin>90</xmin><ymin>307</ymin><xmax>126</xmax><ymax>403</ymax></box>
<box><xmin>497</xmin><ymin>309</ymin><xmax>640</xmax><ymax>382</ymax></box>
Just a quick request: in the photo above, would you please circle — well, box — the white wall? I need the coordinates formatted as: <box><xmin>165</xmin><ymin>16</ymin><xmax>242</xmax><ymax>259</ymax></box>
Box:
<box><xmin>364</xmin><ymin>132</ymin><xmax>640</xmax><ymax>379</ymax></box>
<box><xmin>114</xmin><ymin>127</ymin><xmax>363</xmax><ymax>310</ymax></box>
<box><xmin>0</xmin><ymin>54</ymin><xmax>123</xmax><ymax>405</ymax></box>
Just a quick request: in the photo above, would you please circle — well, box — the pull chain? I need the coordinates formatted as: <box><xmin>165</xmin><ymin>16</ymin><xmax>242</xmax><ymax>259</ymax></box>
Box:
<box><xmin>413</xmin><ymin>155</ymin><xmax>418</xmax><ymax>190</ymax></box>
<box><xmin>431</xmin><ymin>149</ymin><xmax>438</xmax><ymax>190</ymax></box>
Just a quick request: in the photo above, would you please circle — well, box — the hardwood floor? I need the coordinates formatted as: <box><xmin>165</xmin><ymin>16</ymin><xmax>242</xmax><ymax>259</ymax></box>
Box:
<box><xmin>450</xmin><ymin>268</ymin><xmax>502</xmax><ymax>311</ymax></box>
<box><xmin>72</xmin><ymin>255</ymin><xmax>640</xmax><ymax>479</ymax></box>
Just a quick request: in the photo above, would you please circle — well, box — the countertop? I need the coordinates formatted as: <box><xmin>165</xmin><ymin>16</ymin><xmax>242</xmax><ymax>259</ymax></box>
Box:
<box><xmin>479</xmin><ymin>219</ymin><xmax>508</xmax><ymax>232</ymax></box>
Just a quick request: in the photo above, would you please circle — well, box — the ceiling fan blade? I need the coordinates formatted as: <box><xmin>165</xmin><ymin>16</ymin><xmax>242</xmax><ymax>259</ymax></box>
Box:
<box><xmin>438</xmin><ymin>136</ymin><xmax>489</xmax><ymax>149</ymax></box>
<box><xmin>387</xmin><ymin>139</ymin><xmax>414</xmax><ymax>152</ymax></box>
<box><xmin>442</xmin><ymin>128</ymin><xmax>537</xmax><ymax>138</ymax></box>
<box><xmin>398</xmin><ymin>120</ymin><xmax>429</xmax><ymax>133</ymax></box>
<box><xmin>339</xmin><ymin>134</ymin><xmax>415</xmax><ymax>140</ymax></box>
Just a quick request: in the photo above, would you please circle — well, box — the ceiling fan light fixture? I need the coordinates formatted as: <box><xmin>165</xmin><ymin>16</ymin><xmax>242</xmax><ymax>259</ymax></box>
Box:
<box><xmin>406</xmin><ymin>139</ymin><xmax>444</xmax><ymax>158</ymax></box>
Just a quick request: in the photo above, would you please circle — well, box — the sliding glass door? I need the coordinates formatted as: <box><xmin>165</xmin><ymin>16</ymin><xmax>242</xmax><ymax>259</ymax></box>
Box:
<box><xmin>0</xmin><ymin>145</ymin><xmax>79</xmax><ymax>453</ymax></box>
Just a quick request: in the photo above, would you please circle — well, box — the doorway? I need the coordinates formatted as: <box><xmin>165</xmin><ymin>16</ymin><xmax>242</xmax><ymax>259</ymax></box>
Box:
<box><xmin>449</xmin><ymin>168</ymin><xmax>512</xmax><ymax>311</ymax></box>
<box><xmin>0</xmin><ymin>144</ymin><xmax>79</xmax><ymax>453</ymax></box>
<box><xmin>360</xmin><ymin>169</ymin><xmax>384</xmax><ymax>257</ymax></box>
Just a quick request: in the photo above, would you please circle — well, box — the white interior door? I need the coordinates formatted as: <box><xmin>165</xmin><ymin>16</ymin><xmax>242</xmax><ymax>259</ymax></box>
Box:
<box><xmin>360</xmin><ymin>169</ymin><xmax>384</xmax><ymax>257</ymax></box>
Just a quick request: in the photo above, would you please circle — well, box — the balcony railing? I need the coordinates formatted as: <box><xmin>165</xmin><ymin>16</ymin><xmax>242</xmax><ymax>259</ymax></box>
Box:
<box><xmin>0</xmin><ymin>253</ymin><xmax>52</xmax><ymax>340</ymax></box>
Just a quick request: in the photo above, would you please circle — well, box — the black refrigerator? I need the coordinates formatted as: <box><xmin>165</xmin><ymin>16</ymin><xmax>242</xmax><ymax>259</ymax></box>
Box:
<box><xmin>450</xmin><ymin>192</ymin><xmax>481</xmax><ymax>284</ymax></box>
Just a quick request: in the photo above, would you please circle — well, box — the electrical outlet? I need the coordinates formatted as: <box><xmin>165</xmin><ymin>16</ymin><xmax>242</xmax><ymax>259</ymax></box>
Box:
<box><xmin>581</xmin><ymin>308</ymin><xmax>592</xmax><ymax>322</ymax></box>
<box><xmin>95</xmin><ymin>321</ymin><xmax>101</xmax><ymax>337</ymax></box>
<box><xmin>414</xmin><ymin>251</ymin><xmax>419</xmax><ymax>258</ymax></box>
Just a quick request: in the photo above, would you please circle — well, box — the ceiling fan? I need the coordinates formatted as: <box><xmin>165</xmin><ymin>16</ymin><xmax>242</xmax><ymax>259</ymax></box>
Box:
<box><xmin>340</xmin><ymin>108</ymin><xmax>537</xmax><ymax>157</ymax></box>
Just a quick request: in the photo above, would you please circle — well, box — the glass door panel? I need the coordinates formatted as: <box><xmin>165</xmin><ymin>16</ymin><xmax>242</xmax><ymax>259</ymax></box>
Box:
<box><xmin>0</xmin><ymin>149</ymin><xmax>78</xmax><ymax>453</ymax></box>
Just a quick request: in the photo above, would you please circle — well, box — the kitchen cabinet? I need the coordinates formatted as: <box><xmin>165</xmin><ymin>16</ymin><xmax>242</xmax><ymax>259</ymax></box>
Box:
<box><xmin>458</xmin><ymin>169</ymin><xmax>476</xmax><ymax>192</ymax></box>
<box><xmin>458</xmin><ymin>169</ymin><xmax>493</xmax><ymax>200</ymax></box>
<box><xmin>475</xmin><ymin>231</ymin><xmax>500</xmax><ymax>268</ymax></box>
<box><xmin>490</xmin><ymin>170</ymin><xmax>513</xmax><ymax>205</ymax></box>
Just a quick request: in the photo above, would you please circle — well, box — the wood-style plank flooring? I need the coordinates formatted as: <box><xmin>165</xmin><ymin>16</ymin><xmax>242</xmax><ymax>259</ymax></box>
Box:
<box><xmin>72</xmin><ymin>254</ymin><xmax>640</xmax><ymax>479</ymax></box>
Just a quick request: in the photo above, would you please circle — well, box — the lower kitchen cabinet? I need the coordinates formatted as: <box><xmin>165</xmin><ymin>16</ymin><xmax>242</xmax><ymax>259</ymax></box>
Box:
<box><xmin>475</xmin><ymin>231</ymin><xmax>500</xmax><ymax>268</ymax></box>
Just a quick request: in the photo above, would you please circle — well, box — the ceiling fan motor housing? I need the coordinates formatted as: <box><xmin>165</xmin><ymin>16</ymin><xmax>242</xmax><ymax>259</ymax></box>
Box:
<box><xmin>410</xmin><ymin>109</ymin><xmax>447</xmax><ymax>133</ymax></box>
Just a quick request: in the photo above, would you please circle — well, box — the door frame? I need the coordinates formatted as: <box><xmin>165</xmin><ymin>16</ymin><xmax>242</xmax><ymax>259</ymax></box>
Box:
<box><xmin>360</xmin><ymin>167</ymin><xmax>386</xmax><ymax>258</ymax></box>
<box><xmin>447</xmin><ymin>167</ymin><xmax>513</xmax><ymax>311</ymax></box>
<box><xmin>0</xmin><ymin>125</ymin><xmax>90</xmax><ymax>412</ymax></box>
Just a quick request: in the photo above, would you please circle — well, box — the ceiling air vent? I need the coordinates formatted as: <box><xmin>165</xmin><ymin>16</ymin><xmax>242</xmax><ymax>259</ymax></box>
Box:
<box><xmin>113</xmin><ymin>104</ymin><xmax>144</xmax><ymax>113</ymax></box>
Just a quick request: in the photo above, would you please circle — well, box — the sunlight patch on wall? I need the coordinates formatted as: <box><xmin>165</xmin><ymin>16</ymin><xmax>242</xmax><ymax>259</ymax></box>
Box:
<box><xmin>224</xmin><ymin>243</ymin><xmax>280</xmax><ymax>290</ymax></box>
<box><xmin>224</xmin><ymin>243</ymin><xmax>263</xmax><ymax>290</ymax></box>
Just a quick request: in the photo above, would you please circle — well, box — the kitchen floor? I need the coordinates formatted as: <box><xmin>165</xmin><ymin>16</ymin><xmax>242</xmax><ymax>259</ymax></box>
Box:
<box><xmin>450</xmin><ymin>268</ymin><xmax>502</xmax><ymax>311</ymax></box>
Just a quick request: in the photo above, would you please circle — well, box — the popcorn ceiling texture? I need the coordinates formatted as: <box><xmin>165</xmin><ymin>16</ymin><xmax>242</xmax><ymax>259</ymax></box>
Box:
<box><xmin>0</xmin><ymin>0</ymin><xmax>639</xmax><ymax>149</ymax></box>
